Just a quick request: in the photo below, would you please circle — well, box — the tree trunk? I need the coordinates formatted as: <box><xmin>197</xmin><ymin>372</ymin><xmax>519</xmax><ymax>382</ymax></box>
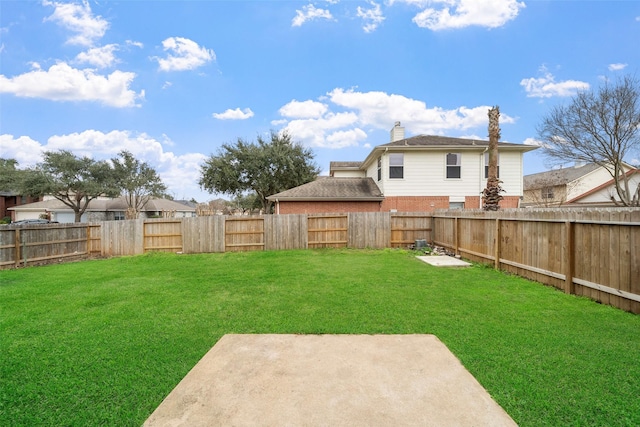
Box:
<box><xmin>483</xmin><ymin>106</ymin><xmax>504</xmax><ymax>211</ymax></box>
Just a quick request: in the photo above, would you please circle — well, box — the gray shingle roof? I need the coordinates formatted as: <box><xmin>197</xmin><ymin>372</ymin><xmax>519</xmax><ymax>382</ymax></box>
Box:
<box><xmin>267</xmin><ymin>178</ymin><xmax>383</xmax><ymax>201</ymax></box>
<box><xmin>379</xmin><ymin>134</ymin><xmax>528</xmax><ymax>149</ymax></box>
<box><xmin>523</xmin><ymin>163</ymin><xmax>602</xmax><ymax>189</ymax></box>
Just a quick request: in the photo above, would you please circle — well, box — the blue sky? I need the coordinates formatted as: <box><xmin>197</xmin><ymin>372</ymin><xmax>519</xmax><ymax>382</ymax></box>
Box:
<box><xmin>1</xmin><ymin>0</ymin><xmax>639</xmax><ymax>201</ymax></box>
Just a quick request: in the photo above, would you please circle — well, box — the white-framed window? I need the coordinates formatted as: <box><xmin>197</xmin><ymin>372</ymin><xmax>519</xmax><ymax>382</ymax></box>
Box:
<box><xmin>446</xmin><ymin>153</ymin><xmax>461</xmax><ymax>179</ymax></box>
<box><xmin>541</xmin><ymin>187</ymin><xmax>555</xmax><ymax>199</ymax></box>
<box><xmin>484</xmin><ymin>152</ymin><xmax>500</xmax><ymax>179</ymax></box>
<box><xmin>389</xmin><ymin>153</ymin><xmax>404</xmax><ymax>179</ymax></box>
<box><xmin>114</xmin><ymin>211</ymin><xmax>126</xmax><ymax>220</ymax></box>
<box><xmin>377</xmin><ymin>157</ymin><xmax>382</xmax><ymax>181</ymax></box>
<box><xmin>449</xmin><ymin>202</ymin><xmax>465</xmax><ymax>210</ymax></box>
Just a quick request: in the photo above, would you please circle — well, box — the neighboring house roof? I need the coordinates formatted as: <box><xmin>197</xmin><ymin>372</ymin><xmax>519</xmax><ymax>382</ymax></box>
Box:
<box><xmin>174</xmin><ymin>199</ymin><xmax>197</xmax><ymax>208</ymax></box>
<box><xmin>523</xmin><ymin>162</ymin><xmax>638</xmax><ymax>190</ymax></box>
<box><xmin>267</xmin><ymin>178</ymin><xmax>384</xmax><ymax>201</ymax></box>
<box><xmin>8</xmin><ymin>197</ymin><xmax>196</xmax><ymax>213</ymax></box>
<box><xmin>524</xmin><ymin>163</ymin><xmax>602</xmax><ymax>190</ymax></box>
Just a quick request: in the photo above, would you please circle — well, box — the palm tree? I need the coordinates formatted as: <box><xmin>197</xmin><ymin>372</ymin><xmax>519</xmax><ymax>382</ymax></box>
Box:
<box><xmin>482</xmin><ymin>106</ymin><xmax>504</xmax><ymax>211</ymax></box>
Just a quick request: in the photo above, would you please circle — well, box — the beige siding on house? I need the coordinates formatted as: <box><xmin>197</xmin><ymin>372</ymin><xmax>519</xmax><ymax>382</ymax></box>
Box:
<box><xmin>567</xmin><ymin>167</ymin><xmax>614</xmax><ymax>200</ymax></box>
<box><xmin>379</xmin><ymin>150</ymin><xmax>525</xmax><ymax>198</ymax></box>
<box><xmin>366</xmin><ymin>157</ymin><xmax>383</xmax><ymax>194</ymax></box>
<box><xmin>523</xmin><ymin>184</ymin><xmax>566</xmax><ymax>206</ymax></box>
<box><xmin>332</xmin><ymin>170</ymin><xmax>366</xmax><ymax>178</ymax></box>
<box><xmin>577</xmin><ymin>173</ymin><xmax>640</xmax><ymax>203</ymax></box>
<box><xmin>496</xmin><ymin>151</ymin><xmax>524</xmax><ymax>196</ymax></box>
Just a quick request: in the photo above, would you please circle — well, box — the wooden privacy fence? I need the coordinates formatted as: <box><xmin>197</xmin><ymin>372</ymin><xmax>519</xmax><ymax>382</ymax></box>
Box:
<box><xmin>432</xmin><ymin>209</ymin><xmax>640</xmax><ymax>314</ymax></box>
<box><xmin>0</xmin><ymin>224</ymin><xmax>101</xmax><ymax>268</ymax></box>
<box><xmin>0</xmin><ymin>213</ymin><xmax>431</xmax><ymax>263</ymax></box>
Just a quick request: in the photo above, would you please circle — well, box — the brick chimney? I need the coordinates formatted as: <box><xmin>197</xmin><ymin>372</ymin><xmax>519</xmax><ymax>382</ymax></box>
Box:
<box><xmin>390</xmin><ymin>121</ymin><xmax>405</xmax><ymax>142</ymax></box>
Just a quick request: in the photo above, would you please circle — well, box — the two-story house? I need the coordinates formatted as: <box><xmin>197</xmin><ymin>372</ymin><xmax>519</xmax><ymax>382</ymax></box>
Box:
<box><xmin>268</xmin><ymin>122</ymin><xmax>537</xmax><ymax>214</ymax></box>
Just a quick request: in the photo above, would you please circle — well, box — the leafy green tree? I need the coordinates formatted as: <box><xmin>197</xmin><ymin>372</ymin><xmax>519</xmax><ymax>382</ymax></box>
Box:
<box><xmin>22</xmin><ymin>150</ymin><xmax>119</xmax><ymax>222</ymax></box>
<box><xmin>112</xmin><ymin>150</ymin><xmax>168</xmax><ymax>219</ymax></box>
<box><xmin>0</xmin><ymin>158</ymin><xmax>21</xmax><ymax>191</ymax></box>
<box><xmin>231</xmin><ymin>193</ymin><xmax>261</xmax><ymax>214</ymax></box>
<box><xmin>537</xmin><ymin>75</ymin><xmax>640</xmax><ymax>206</ymax></box>
<box><xmin>199</xmin><ymin>131</ymin><xmax>319</xmax><ymax>213</ymax></box>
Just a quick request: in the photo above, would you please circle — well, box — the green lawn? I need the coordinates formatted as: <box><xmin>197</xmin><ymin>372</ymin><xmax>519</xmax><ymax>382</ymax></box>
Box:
<box><xmin>1</xmin><ymin>249</ymin><xmax>639</xmax><ymax>426</ymax></box>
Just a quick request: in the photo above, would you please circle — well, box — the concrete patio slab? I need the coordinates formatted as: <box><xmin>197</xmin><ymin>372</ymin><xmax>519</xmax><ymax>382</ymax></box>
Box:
<box><xmin>417</xmin><ymin>255</ymin><xmax>472</xmax><ymax>267</ymax></box>
<box><xmin>144</xmin><ymin>334</ymin><xmax>515</xmax><ymax>427</ymax></box>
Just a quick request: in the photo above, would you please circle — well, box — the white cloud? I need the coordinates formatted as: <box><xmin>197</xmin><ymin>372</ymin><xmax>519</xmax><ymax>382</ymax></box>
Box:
<box><xmin>292</xmin><ymin>4</ymin><xmax>334</xmax><ymax>27</ymax></box>
<box><xmin>43</xmin><ymin>0</ymin><xmax>109</xmax><ymax>46</ymax></box>
<box><xmin>523</xmin><ymin>137</ymin><xmax>543</xmax><ymax>146</ymax></box>
<box><xmin>75</xmin><ymin>44</ymin><xmax>118</xmax><ymax>68</ymax></box>
<box><xmin>279</xmin><ymin>100</ymin><xmax>328</xmax><ymax>118</ymax></box>
<box><xmin>391</xmin><ymin>0</ymin><xmax>524</xmax><ymax>30</ymax></box>
<box><xmin>357</xmin><ymin>1</ymin><xmax>385</xmax><ymax>33</ymax></box>
<box><xmin>1</xmin><ymin>130</ymin><xmax>209</xmax><ymax>200</ymax></box>
<box><xmin>0</xmin><ymin>62</ymin><xmax>143</xmax><ymax>107</ymax></box>
<box><xmin>126</xmin><ymin>40</ymin><xmax>144</xmax><ymax>49</ymax></box>
<box><xmin>325</xmin><ymin>129</ymin><xmax>368</xmax><ymax>148</ymax></box>
<box><xmin>155</xmin><ymin>37</ymin><xmax>215</xmax><ymax>72</ymax></box>
<box><xmin>212</xmin><ymin>108</ymin><xmax>255</xmax><ymax>120</ymax></box>
<box><xmin>328</xmin><ymin>88</ymin><xmax>514</xmax><ymax>132</ymax></box>
<box><xmin>520</xmin><ymin>68</ymin><xmax>589</xmax><ymax>98</ymax></box>
<box><xmin>608</xmin><ymin>63</ymin><xmax>627</xmax><ymax>71</ymax></box>
<box><xmin>282</xmin><ymin>112</ymin><xmax>359</xmax><ymax>148</ymax></box>
<box><xmin>274</xmin><ymin>88</ymin><xmax>516</xmax><ymax>148</ymax></box>
<box><xmin>0</xmin><ymin>135</ymin><xmax>45</xmax><ymax>167</ymax></box>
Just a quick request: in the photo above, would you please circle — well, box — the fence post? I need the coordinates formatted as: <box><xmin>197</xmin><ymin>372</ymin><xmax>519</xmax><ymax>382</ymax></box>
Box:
<box><xmin>494</xmin><ymin>218</ymin><xmax>501</xmax><ymax>270</ymax></box>
<box><xmin>454</xmin><ymin>217</ymin><xmax>459</xmax><ymax>255</ymax></box>
<box><xmin>14</xmin><ymin>229</ymin><xmax>20</xmax><ymax>268</ymax></box>
<box><xmin>86</xmin><ymin>225</ymin><xmax>91</xmax><ymax>256</ymax></box>
<box><xmin>564</xmin><ymin>220</ymin><xmax>575</xmax><ymax>295</ymax></box>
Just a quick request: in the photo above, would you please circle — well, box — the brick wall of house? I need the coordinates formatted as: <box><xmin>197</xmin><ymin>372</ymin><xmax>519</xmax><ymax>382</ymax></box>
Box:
<box><xmin>465</xmin><ymin>196</ymin><xmax>481</xmax><ymax>209</ymax></box>
<box><xmin>277</xmin><ymin>194</ymin><xmax>521</xmax><ymax>214</ymax></box>
<box><xmin>277</xmin><ymin>201</ymin><xmax>382</xmax><ymax>214</ymax></box>
<box><xmin>499</xmin><ymin>196</ymin><xmax>521</xmax><ymax>209</ymax></box>
<box><xmin>380</xmin><ymin>196</ymin><xmax>450</xmax><ymax>212</ymax></box>
<box><xmin>467</xmin><ymin>195</ymin><xmax>520</xmax><ymax>209</ymax></box>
